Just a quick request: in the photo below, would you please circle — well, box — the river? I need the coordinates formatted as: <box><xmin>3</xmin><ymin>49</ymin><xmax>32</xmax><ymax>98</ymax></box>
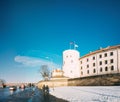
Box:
<box><xmin>0</xmin><ymin>87</ymin><xmax>20</xmax><ymax>101</ymax></box>
<box><xmin>0</xmin><ymin>87</ymin><xmax>43</xmax><ymax>102</ymax></box>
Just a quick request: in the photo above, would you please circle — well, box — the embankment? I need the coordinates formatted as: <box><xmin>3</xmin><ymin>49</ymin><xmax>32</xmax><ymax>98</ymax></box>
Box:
<box><xmin>68</xmin><ymin>73</ymin><xmax>120</xmax><ymax>86</ymax></box>
<box><xmin>37</xmin><ymin>73</ymin><xmax>120</xmax><ymax>88</ymax></box>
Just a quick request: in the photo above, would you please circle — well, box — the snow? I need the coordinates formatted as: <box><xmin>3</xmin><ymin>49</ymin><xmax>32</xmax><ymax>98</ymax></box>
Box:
<box><xmin>50</xmin><ymin>86</ymin><xmax>120</xmax><ymax>102</ymax></box>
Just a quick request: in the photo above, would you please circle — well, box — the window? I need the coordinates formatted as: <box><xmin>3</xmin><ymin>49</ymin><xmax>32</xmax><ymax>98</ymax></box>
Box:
<box><xmin>110</xmin><ymin>59</ymin><xmax>114</xmax><ymax>63</ymax></box>
<box><xmin>99</xmin><ymin>61</ymin><xmax>102</xmax><ymax>65</ymax></box>
<box><xmin>71</xmin><ymin>60</ymin><xmax>73</xmax><ymax>63</ymax></box>
<box><xmin>93</xmin><ymin>56</ymin><xmax>95</xmax><ymax>60</ymax></box>
<box><xmin>80</xmin><ymin>61</ymin><xmax>82</xmax><ymax>64</ymax></box>
<box><xmin>71</xmin><ymin>71</ymin><xmax>72</xmax><ymax>73</ymax></box>
<box><xmin>100</xmin><ymin>67</ymin><xmax>102</xmax><ymax>72</ymax></box>
<box><xmin>87</xmin><ymin>58</ymin><xmax>89</xmax><ymax>62</ymax></box>
<box><xmin>105</xmin><ymin>67</ymin><xmax>108</xmax><ymax>71</ymax></box>
<box><xmin>111</xmin><ymin>66</ymin><xmax>114</xmax><ymax>71</ymax></box>
<box><xmin>105</xmin><ymin>60</ymin><xmax>108</xmax><ymax>64</ymax></box>
<box><xmin>87</xmin><ymin>70</ymin><xmax>89</xmax><ymax>74</ymax></box>
<box><xmin>81</xmin><ymin>66</ymin><xmax>82</xmax><ymax>70</ymax></box>
<box><xmin>81</xmin><ymin>71</ymin><xmax>83</xmax><ymax>75</ymax></box>
<box><xmin>110</xmin><ymin>52</ymin><xmax>113</xmax><ymax>56</ymax></box>
<box><xmin>93</xmin><ymin>69</ymin><xmax>96</xmax><ymax>73</ymax></box>
<box><xmin>99</xmin><ymin>55</ymin><xmax>102</xmax><ymax>58</ymax></box>
<box><xmin>93</xmin><ymin>63</ymin><xmax>95</xmax><ymax>67</ymax></box>
<box><xmin>66</xmin><ymin>55</ymin><xmax>68</xmax><ymax>58</ymax></box>
<box><xmin>104</xmin><ymin>53</ymin><xmax>107</xmax><ymax>57</ymax></box>
<box><xmin>87</xmin><ymin>64</ymin><xmax>89</xmax><ymax>68</ymax></box>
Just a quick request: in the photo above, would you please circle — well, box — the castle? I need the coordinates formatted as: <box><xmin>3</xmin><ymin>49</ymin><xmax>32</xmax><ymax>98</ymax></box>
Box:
<box><xmin>53</xmin><ymin>44</ymin><xmax>120</xmax><ymax>79</ymax></box>
<box><xmin>38</xmin><ymin>44</ymin><xmax>120</xmax><ymax>87</ymax></box>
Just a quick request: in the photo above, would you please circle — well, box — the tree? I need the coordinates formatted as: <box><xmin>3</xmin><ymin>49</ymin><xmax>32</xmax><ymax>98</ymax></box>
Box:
<box><xmin>39</xmin><ymin>65</ymin><xmax>50</xmax><ymax>81</ymax></box>
<box><xmin>0</xmin><ymin>79</ymin><xmax>6</xmax><ymax>88</ymax></box>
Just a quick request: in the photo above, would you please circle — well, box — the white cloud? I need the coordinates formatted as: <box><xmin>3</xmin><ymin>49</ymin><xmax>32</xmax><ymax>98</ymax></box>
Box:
<box><xmin>14</xmin><ymin>55</ymin><xmax>61</xmax><ymax>69</ymax></box>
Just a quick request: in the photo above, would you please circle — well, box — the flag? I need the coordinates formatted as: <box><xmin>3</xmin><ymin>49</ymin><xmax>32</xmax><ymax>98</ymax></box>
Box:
<box><xmin>75</xmin><ymin>44</ymin><xmax>78</xmax><ymax>48</ymax></box>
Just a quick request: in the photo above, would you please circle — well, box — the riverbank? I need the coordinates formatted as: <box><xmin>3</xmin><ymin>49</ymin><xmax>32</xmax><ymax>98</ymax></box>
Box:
<box><xmin>50</xmin><ymin>86</ymin><xmax>120</xmax><ymax>102</ymax></box>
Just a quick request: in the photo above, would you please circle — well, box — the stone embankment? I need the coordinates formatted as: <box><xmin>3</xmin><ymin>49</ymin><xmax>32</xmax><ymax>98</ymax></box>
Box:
<box><xmin>68</xmin><ymin>73</ymin><xmax>120</xmax><ymax>86</ymax></box>
<box><xmin>38</xmin><ymin>73</ymin><xmax>120</xmax><ymax>88</ymax></box>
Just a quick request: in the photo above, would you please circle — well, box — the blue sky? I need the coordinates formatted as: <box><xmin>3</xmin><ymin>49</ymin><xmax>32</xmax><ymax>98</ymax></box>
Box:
<box><xmin>0</xmin><ymin>0</ymin><xmax>120</xmax><ymax>83</ymax></box>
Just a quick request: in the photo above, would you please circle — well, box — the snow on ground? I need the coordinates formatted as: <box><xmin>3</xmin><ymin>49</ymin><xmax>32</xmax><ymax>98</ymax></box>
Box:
<box><xmin>50</xmin><ymin>86</ymin><xmax>120</xmax><ymax>102</ymax></box>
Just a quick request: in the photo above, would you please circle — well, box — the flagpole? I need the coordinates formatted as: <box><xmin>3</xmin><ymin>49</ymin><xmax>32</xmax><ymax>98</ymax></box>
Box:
<box><xmin>70</xmin><ymin>42</ymin><xmax>73</xmax><ymax>49</ymax></box>
<box><xmin>74</xmin><ymin>41</ymin><xmax>75</xmax><ymax>50</ymax></box>
<box><xmin>70</xmin><ymin>43</ymin><xmax>71</xmax><ymax>49</ymax></box>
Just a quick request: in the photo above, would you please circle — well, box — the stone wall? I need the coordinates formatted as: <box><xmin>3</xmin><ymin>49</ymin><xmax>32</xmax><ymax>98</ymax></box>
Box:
<box><xmin>37</xmin><ymin>78</ymin><xmax>68</xmax><ymax>89</ymax></box>
<box><xmin>37</xmin><ymin>73</ymin><xmax>120</xmax><ymax>88</ymax></box>
<box><xmin>68</xmin><ymin>73</ymin><xmax>120</xmax><ymax>86</ymax></box>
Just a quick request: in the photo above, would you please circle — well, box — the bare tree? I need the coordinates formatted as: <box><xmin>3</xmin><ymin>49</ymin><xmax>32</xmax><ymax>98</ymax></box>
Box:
<box><xmin>39</xmin><ymin>65</ymin><xmax>50</xmax><ymax>81</ymax></box>
<box><xmin>0</xmin><ymin>79</ymin><xmax>6</xmax><ymax>88</ymax></box>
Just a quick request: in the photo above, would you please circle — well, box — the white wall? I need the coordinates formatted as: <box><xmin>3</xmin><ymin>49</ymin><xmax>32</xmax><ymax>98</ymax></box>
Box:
<box><xmin>62</xmin><ymin>50</ymin><xmax>80</xmax><ymax>78</ymax></box>
<box><xmin>63</xmin><ymin>46</ymin><xmax>120</xmax><ymax>79</ymax></box>
<box><xmin>97</xmin><ymin>49</ymin><xmax>118</xmax><ymax>74</ymax></box>
<box><xmin>80</xmin><ymin>48</ymin><xmax>119</xmax><ymax>78</ymax></box>
<box><xmin>118</xmin><ymin>48</ymin><xmax>120</xmax><ymax>73</ymax></box>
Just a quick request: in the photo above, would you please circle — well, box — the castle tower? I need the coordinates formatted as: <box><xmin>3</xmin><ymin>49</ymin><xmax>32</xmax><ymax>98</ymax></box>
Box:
<box><xmin>62</xmin><ymin>49</ymin><xmax>80</xmax><ymax>78</ymax></box>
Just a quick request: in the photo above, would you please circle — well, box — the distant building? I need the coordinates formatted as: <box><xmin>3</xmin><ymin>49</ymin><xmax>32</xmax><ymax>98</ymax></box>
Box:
<box><xmin>52</xmin><ymin>69</ymin><xmax>63</xmax><ymax>78</ymax></box>
<box><xmin>62</xmin><ymin>45</ymin><xmax>120</xmax><ymax>78</ymax></box>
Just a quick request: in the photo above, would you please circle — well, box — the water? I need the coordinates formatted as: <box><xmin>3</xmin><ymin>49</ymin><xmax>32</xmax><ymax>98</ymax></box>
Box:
<box><xmin>0</xmin><ymin>87</ymin><xmax>21</xmax><ymax>101</ymax></box>
<box><xmin>0</xmin><ymin>87</ymin><xmax>44</xmax><ymax>102</ymax></box>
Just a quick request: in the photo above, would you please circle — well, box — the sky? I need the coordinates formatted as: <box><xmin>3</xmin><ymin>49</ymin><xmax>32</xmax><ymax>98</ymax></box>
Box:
<box><xmin>0</xmin><ymin>0</ymin><xmax>120</xmax><ymax>83</ymax></box>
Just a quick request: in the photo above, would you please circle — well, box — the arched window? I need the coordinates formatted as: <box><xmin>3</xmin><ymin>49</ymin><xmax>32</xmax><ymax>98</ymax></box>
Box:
<box><xmin>81</xmin><ymin>71</ymin><xmax>83</xmax><ymax>75</ymax></box>
<box><xmin>100</xmin><ymin>67</ymin><xmax>102</xmax><ymax>72</ymax></box>
<box><xmin>99</xmin><ymin>61</ymin><xmax>102</xmax><ymax>65</ymax></box>
<box><xmin>105</xmin><ymin>60</ymin><xmax>107</xmax><ymax>64</ymax></box>
<box><xmin>104</xmin><ymin>53</ymin><xmax>107</xmax><ymax>57</ymax></box>
<box><xmin>87</xmin><ymin>58</ymin><xmax>89</xmax><ymax>62</ymax></box>
<box><xmin>110</xmin><ymin>52</ymin><xmax>113</xmax><ymax>56</ymax></box>
<box><xmin>93</xmin><ymin>56</ymin><xmax>95</xmax><ymax>60</ymax></box>
<box><xmin>93</xmin><ymin>69</ymin><xmax>96</xmax><ymax>73</ymax></box>
<box><xmin>93</xmin><ymin>63</ymin><xmax>95</xmax><ymax>67</ymax></box>
<box><xmin>111</xmin><ymin>66</ymin><xmax>114</xmax><ymax>71</ymax></box>
<box><xmin>99</xmin><ymin>54</ymin><xmax>102</xmax><ymax>58</ymax></box>
<box><xmin>105</xmin><ymin>67</ymin><xmax>108</xmax><ymax>71</ymax></box>
<box><xmin>110</xmin><ymin>59</ymin><xmax>114</xmax><ymax>63</ymax></box>
<box><xmin>71</xmin><ymin>60</ymin><xmax>73</xmax><ymax>63</ymax></box>
<box><xmin>80</xmin><ymin>61</ymin><xmax>82</xmax><ymax>64</ymax></box>
<box><xmin>87</xmin><ymin>64</ymin><xmax>89</xmax><ymax>68</ymax></box>
<box><xmin>87</xmin><ymin>70</ymin><xmax>89</xmax><ymax>74</ymax></box>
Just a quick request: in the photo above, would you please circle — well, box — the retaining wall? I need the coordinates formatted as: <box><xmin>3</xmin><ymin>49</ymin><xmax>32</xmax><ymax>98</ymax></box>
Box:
<box><xmin>37</xmin><ymin>73</ymin><xmax>120</xmax><ymax>88</ymax></box>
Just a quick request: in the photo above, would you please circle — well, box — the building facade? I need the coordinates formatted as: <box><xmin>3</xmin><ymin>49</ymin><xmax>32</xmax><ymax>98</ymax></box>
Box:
<box><xmin>62</xmin><ymin>45</ymin><xmax>120</xmax><ymax>78</ymax></box>
<box><xmin>52</xmin><ymin>69</ymin><xmax>63</xmax><ymax>78</ymax></box>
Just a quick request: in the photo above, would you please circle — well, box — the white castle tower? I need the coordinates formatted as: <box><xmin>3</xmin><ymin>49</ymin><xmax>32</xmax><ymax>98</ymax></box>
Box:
<box><xmin>62</xmin><ymin>45</ymin><xmax>80</xmax><ymax>78</ymax></box>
